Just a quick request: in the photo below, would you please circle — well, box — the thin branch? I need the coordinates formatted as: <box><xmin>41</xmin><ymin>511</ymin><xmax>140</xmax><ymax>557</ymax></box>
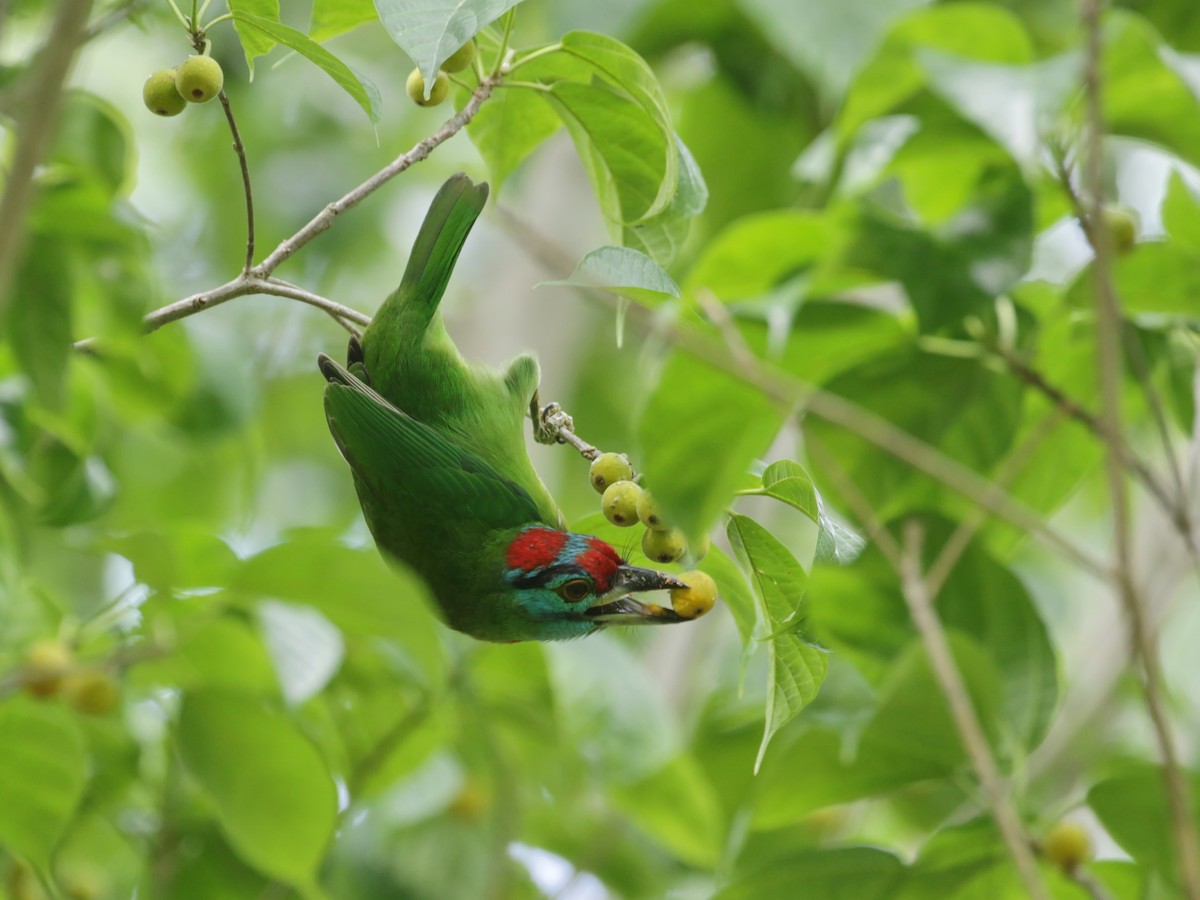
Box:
<box><xmin>0</xmin><ymin>0</ymin><xmax>95</xmax><ymax>325</ymax></box>
<box><xmin>900</xmin><ymin>522</ymin><xmax>1051</xmax><ymax>900</ymax></box>
<box><xmin>497</xmin><ymin>207</ymin><xmax>1114</xmax><ymax>582</ymax></box>
<box><xmin>251</xmin><ymin>74</ymin><xmax>499</xmax><ymax>279</ymax></box>
<box><xmin>1080</xmin><ymin>2</ymin><xmax>1200</xmax><ymax>896</ymax></box>
<box><xmin>216</xmin><ymin>89</ymin><xmax>255</xmax><ymax>273</ymax></box>
<box><xmin>81</xmin><ymin>0</ymin><xmax>153</xmax><ymax>43</ymax></box>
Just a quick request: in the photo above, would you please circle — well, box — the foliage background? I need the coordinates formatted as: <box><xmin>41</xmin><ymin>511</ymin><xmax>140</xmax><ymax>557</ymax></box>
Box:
<box><xmin>1</xmin><ymin>0</ymin><xmax>1199</xmax><ymax>898</ymax></box>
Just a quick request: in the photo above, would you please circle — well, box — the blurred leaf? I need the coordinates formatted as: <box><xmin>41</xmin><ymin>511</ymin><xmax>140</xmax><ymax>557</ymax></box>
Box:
<box><xmin>310</xmin><ymin>0</ymin><xmax>377</xmax><ymax>42</ymax></box>
<box><xmin>544</xmin><ymin>245</ymin><xmax>679</xmax><ymax>305</ymax></box>
<box><xmin>230</xmin><ymin>533</ymin><xmax>444</xmax><ymax>685</ymax></box>
<box><xmin>375</xmin><ymin>0</ymin><xmax>524</xmax><ymax>87</ymax></box>
<box><xmin>639</xmin><ymin>350</ymin><xmax>785</xmax><ymax>539</ymax></box>
<box><xmin>1068</xmin><ymin>240</ymin><xmax>1200</xmax><ymax>316</ymax></box>
<box><xmin>612</xmin><ymin>754</ymin><xmax>724</xmax><ymax>868</ymax></box>
<box><xmin>700</xmin><ymin>545</ymin><xmax>757</xmax><ymax>645</ymax></box>
<box><xmin>228</xmin><ymin>0</ymin><xmax>280</xmax><ymax>71</ymax></box>
<box><xmin>50</xmin><ymin>92</ymin><xmax>133</xmax><ymax>196</ymax></box>
<box><xmin>716</xmin><ymin>846</ymin><xmax>905</xmax><ymax>900</ymax></box>
<box><xmin>178</xmin><ymin>690</ymin><xmax>338</xmax><ymax>890</ymax></box>
<box><xmin>0</xmin><ymin>697</ymin><xmax>86</xmax><ymax>867</ymax></box>
<box><xmin>107</xmin><ymin>528</ymin><xmax>239</xmax><ymax>594</ymax></box>
<box><xmin>134</xmin><ymin>616</ymin><xmax>279</xmax><ymax>695</ymax></box>
<box><xmin>727</xmin><ymin>514</ymin><xmax>826</xmax><ymax>769</ymax></box>
<box><xmin>10</xmin><ymin>235</ymin><xmax>72</xmax><ymax>409</ymax></box>
<box><xmin>257</xmin><ymin>601</ymin><xmax>345</xmax><ymax>706</ymax></box>
<box><xmin>1162</xmin><ymin>171</ymin><xmax>1200</xmax><ymax>249</ymax></box>
<box><xmin>1089</xmin><ymin>764</ymin><xmax>1200</xmax><ymax>883</ymax></box>
<box><xmin>232</xmin><ymin>13</ymin><xmax>381</xmax><ymax>122</ymax></box>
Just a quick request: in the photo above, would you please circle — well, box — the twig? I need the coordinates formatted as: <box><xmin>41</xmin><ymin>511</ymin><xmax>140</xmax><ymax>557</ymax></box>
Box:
<box><xmin>346</xmin><ymin>696</ymin><xmax>431</xmax><ymax>798</ymax></box>
<box><xmin>1080</xmin><ymin>2</ymin><xmax>1200</xmax><ymax>896</ymax></box>
<box><xmin>217</xmin><ymin>90</ymin><xmax>255</xmax><ymax>273</ymax></box>
<box><xmin>0</xmin><ymin>0</ymin><xmax>94</xmax><ymax>324</ymax></box>
<box><xmin>900</xmin><ymin>522</ymin><xmax>1051</xmax><ymax>900</ymax></box>
<box><xmin>81</xmin><ymin>0</ymin><xmax>153</xmax><ymax>43</ymax></box>
<box><xmin>497</xmin><ymin>208</ymin><xmax>1113</xmax><ymax>582</ymax></box>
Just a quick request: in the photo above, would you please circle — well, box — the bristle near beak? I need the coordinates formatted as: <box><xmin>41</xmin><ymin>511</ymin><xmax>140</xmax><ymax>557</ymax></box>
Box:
<box><xmin>585</xmin><ymin>565</ymin><xmax>689</xmax><ymax>624</ymax></box>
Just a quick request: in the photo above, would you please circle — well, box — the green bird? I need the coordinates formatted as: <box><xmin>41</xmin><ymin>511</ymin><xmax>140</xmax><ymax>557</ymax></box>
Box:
<box><xmin>319</xmin><ymin>173</ymin><xmax>686</xmax><ymax>642</ymax></box>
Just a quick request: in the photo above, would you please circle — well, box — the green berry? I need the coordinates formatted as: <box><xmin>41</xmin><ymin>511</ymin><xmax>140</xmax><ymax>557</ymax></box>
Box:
<box><xmin>590</xmin><ymin>452</ymin><xmax>633</xmax><ymax>494</ymax></box>
<box><xmin>65</xmin><ymin>670</ymin><xmax>120</xmax><ymax>716</ymax></box>
<box><xmin>1101</xmin><ymin>206</ymin><xmax>1137</xmax><ymax>254</ymax></box>
<box><xmin>442</xmin><ymin>40</ymin><xmax>477</xmax><ymax>73</ymax></box>
<box><xmin>602</xmin><ymin>480</ymin><xmax>642</xmax><ymax>527</ymax></box>
<box><xmin>143</xmin><ymin>69</ymin><xmax>187</xmax><ymax>117</ymax></box>
<box><xmin>1042</xmin><ymin>822</ymin><xmax>1091</xmax><ymax>872</ymax></box>
<box><xmin>637</xmin><ymin>490</ymin><xmax>667</xmax><ymax>530</ymax></box>
<box><xmin>176</xmin><ymin>55</ymin><xmax>223</xmax><ymax>103</ymax></box>
<box><xmin>642</xmin><ymin>527</ymin><xmax>686</xmax><ymax>564</ymax></box>
<box><xmin>406</xmin><ymin>68</ymin><xmax>451</xmax><ymax>107</ymax></box>
<box><xmin>670</xmin><ymin>570</ymin><xmax>717</xmax><ymax>619</ymax></box>
<box><xmin>23</xmin><ymin>639</ymin><xmax>73</xmax><ymax>698</ymax></box>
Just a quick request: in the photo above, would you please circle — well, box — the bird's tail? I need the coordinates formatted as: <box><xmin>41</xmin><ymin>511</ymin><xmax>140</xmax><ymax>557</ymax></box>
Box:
<box><xmin>369</xmin><ymin>173</ymin><xmax>490</xmax><ymax>339</ymax></box>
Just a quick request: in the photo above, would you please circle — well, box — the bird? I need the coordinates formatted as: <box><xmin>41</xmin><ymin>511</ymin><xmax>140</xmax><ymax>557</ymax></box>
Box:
<box><xmin>319</xmin><ymin>173</ymin><xmax>687</xmax><ymax>642</ymax></box>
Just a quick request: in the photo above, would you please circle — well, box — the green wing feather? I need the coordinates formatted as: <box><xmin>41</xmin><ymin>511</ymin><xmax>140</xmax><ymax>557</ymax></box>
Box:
<box><xmin>320</xmin><ymin>354</ymin><xmax>544</xmax><ymax>533</ymax></box>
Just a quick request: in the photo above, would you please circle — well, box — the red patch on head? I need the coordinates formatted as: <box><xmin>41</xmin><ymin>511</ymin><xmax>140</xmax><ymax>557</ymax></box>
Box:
<box><xmin>506</xmin><ymin>527</ymin><xmax>569</xmax><ymax>573</ymax></box>
<box><xmin>576</xmin><ymin>538</ymin><xmax>622</xmax><ymax>593</ymax></box>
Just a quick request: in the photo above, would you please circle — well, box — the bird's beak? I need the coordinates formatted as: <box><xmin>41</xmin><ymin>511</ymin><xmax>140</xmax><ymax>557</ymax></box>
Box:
<box><xmin>585</xmin><ymin>565</ymin><xmax>689</xmax><ymax>625</ymax></box>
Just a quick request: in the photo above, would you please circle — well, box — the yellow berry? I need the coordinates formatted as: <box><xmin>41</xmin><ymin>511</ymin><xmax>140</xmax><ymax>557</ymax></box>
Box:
<box><xmin>175</xmin><ymin>55</ymin><xmax>223</xmax><ymax>103</ymax></box>
<box><xmin>142</xmin><ymin>69</ymin><xmax>187</xmax><ymax>117</ymax></box>
<box><xmin>22</xmin><ymin>639</ymin><xmax>73</xmax><ymax>698</ymax></box>
<box><xmin>637</xmin><ymin>490</ymin><xmax>667</xmax><ymax>530</ymax></box>
<box><xmin>441</xmin><ymin>40</ymin><xmax>477</xmax><ymax>73</ymax></box>
<box><xmin>602</xmin><ymin>480</ymin><xmax>642</xmax><ymax>527</ymax></box>
<box><xmin>589</xmin><ymin>452</ymin><xmax>633</xmax><ymax>494</ymax></box>
<box><xmin>1101</xmin><ymin>206</ymin><xmax>1137</xmax><ymax>254</ymax></box>
<box><xmin>1042</xmin><ymin>821</ymin><xmax>1091</xmax><ymax>872</ymax></box>
<box><xmin>669</xmin><ymin>570</ymin><xmax>717</xmax><ymax>619</ymax></box>
<box><xmin>642</xmin><ymin>526</ymin><xmax>686</xmax><ymax>564</ymax></box>
<box><xmin>65</xmin><ymin>670</ymin><xmax>120</xmax><ymax>716</ymax></box>
<box><xmin>406</xmin><ymin>68</ymin><xmax>450</xmax><ymax>107</ymax></box>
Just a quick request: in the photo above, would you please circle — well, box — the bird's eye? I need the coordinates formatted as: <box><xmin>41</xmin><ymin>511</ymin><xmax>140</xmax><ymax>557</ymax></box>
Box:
<box><xmin>557</xmin><ymin>579</ymin><xmax>591</xmax><ymax>603</ymax></box>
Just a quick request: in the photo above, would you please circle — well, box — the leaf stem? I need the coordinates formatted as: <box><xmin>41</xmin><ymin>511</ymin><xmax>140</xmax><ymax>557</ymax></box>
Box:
<box><xmin>492</xmin><ymin>8</ymin><xmax>517</xmax><ymax>76</ymax></box>
<box><xmin>203</xmin><ymin>12</ymin><xmax>232</xmax><ymax>29</ymax></box>
<box><xmin>163</xmin><ymin>0</ymin><xmax>188</xmax><ymax>30</ymax></box>
<box><xmin>216</xmin><ymin>89</ymin><xmax>255</xmax><ymax>273</ymax></box>
<box><xmin>505</xmin><ymin>42</ymin><xmax>563</xmax><ymax>73</ymax></box>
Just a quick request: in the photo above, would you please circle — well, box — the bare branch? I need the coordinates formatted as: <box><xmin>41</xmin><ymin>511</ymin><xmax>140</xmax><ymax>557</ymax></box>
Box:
<box><xmin>1080</xmin><ymin>2</ymin><xmax>1200</xmax><ymax>895</ymax></box>
<box><xmin>900</xmin><ymin>522</ymin><xmax>1051</xmax><ymax>900</ymax></box>
<box><xmin>217</xmin><ymin>89</ymin><xmax>256</xmax><ymax>273</ymax></box>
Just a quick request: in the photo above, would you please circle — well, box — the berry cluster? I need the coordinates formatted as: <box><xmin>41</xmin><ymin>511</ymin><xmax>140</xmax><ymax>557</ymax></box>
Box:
<box><xmin>406</xmin><ymin>41</ymin><xmax>476</xmax><ymax>108</ymax></box>
<box><xmin>19</xmin><ymin>639</ymin><xmax>121</xmax><ymax>716</ymax></box>
<box><xmin>142</xmin><ymin>54</ymin><xmax>224</xmax><ymax>117</ymax></box>
<box><xmin>588</xmin><ymin>452</ymin><xmax>718</xmax><ymax>619</ymax></box>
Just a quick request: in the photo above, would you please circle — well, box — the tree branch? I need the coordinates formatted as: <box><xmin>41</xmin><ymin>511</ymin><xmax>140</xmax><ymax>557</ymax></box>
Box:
<box><xmin>1080</xmin><ymin>2</ymin><xmax>1200</xmax><ymax>896</ymax></box>
<box><xmin>900</xmin><ymin>522</ymin><xmax>1051</xmax><ymax>900</ymax></box>
<box><xmin>217</xmin><ymin>89</ymin><xmax>255</xmax><ymax>273</ymax></box>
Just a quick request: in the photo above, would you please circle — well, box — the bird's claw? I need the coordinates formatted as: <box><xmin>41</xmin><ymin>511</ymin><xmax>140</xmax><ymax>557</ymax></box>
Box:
<box><xmin>534</xmin><ymin>401</ymin><xmax>574</xmax><ymax>445</ymax></box>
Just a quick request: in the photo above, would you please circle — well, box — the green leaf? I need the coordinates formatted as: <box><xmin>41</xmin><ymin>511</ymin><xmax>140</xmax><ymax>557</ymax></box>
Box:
<box><xmin>638</xmin><ymin>351</ymin><xmax>784</xmax><ymax>540</ymax></box>
<box><xmin>375</xmin><ymin>0</ymin><xmax>524</xmax><ymax>87</ymax></box>
<box><xmin>0</xmin><ymin>698</ymin><xmax>87</xmax><ymax>868</ymax></box>
<box><xmin>134</xmin><ymin>617</ymin><xmax>279</xmax><ymax>695</ymax></box>
<box><xmin>542</xmin><ymin>245</ymin><xmax>679</xmax><ymax>305</ymax></box>
<box><xmin>752</xmin><ymin>459</ymin><xmax>864</xmax><ymax>564</ymax></box>
<box><xmin>1162</xmin><ymin>171</ymin><xmax>1200</xmax><ymax>249</ymax></box>
<box><xmin>107</xmin><ymin>528</ymin><xmax>239</xmax><ymax>594</ymax></box>
<box><xmin>727</xmin><ymin>514</ymin><xmax>826</xmax><ymax>770</ymax></box>
<box><xmin>699</xmin><ymin>546</ymin><xmax>757</xmax><ymax>645</ymax></box>
<box><xmin>1089</xmin><ymin>764</ymin><xmax>1200</xmax><ymax>883</ymax></box>
<box><xmin>716</xmin><ymin>846</ymin><xmax>905</xmax><ymax>900</ymax></box>
<box><xmin>178</xmin><ymin>690</ymin><xmax>338</xmax><ymax>889</ymax></box>
<box><xmin>560</xmin><ymin>31</ymin><xmax>673</xmax><ymax>127</ymax></box>
<box><xmin>622</xmin><ymin>136</ymin><xmax>707</xmax><ymax>265</ymax></box>
<box><xmin>309</xmin><ymin>0</ymin><xmax>376</xmax><ymax>42</ymax></box>
<box><xmin>228</xmin><ymin>0</ymin><xmax>280</xmax><ymax>72</ymax></box>
<box><xmin>463</xmin><ymin>83</ymin><xmax>561</xmax><ymax>189</ymax></box>
<box><xmin>10</xmin><ymin>234</ymin><xmax>72</xmax><ymax>408</ymax></box>
<box><xmin>231</xmin><ymin>13</ymin><xmax>381</xmax><ymax>122</ymax></box>
<box><xmin>230</xmin><ymin>532</ymin><xmax>444</xmax><ymax>685</ymax></box>
<box><xmin>611</xmin><ymin>754</ymin><xmax>724</xmax><ymax>869</ymax></box>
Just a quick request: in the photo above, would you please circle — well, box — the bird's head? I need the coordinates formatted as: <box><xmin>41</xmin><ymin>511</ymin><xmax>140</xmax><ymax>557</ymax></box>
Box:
<box><xmin>503</xmin><ymin>526</ymin><xmax>688</xmax><ymax>640</ymax></box>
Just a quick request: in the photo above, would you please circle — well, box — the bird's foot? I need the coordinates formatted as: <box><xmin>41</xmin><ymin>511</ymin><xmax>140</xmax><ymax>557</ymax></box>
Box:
<box><xmin>532</xmin><ymin>395</ymin><xmax>574</xmax><ymax>445</ymax></box>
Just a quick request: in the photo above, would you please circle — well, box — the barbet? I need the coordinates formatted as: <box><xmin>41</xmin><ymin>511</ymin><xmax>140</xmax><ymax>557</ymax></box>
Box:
<box><xmin>320</xmin><ymin>174</ymin><xmax>686</xmax><ymax>641</ymax></box>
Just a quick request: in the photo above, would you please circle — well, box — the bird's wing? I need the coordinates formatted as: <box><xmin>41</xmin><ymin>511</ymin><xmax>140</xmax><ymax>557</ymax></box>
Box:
<box><xmin>320</xmin><ymin>354</ymin><xmax>545</xmax><ymax>532</ymax></box>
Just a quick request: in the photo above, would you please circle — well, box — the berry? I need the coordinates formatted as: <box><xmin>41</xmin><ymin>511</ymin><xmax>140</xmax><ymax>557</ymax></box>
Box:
<box><xmin>176</xmin><ymin>55</ymin><xmax>223</xmax><ymax>103</ymax></box>
<box><xmin>442</xmin><ymin>40</ymin><xmax>477</xmax><ymax>73</ymax></box>
<box><xmin>65</xmin><ymin>670</ymin><xmax>120</xmax><ymax>716</ymax></box>
<box><xmin>1101</xmin><ymin>206</ymin><xmax>1137</xmax><ymax>254</ymax></box>
<box><xmin>589</xmin><ymin>452</ymin><xmax>633</xmax><ymax>494</ymax></box>
<box><xmin>22</xmin><ymin>639</ymin><xmax>73</xmax><ymax>698</ymax></box>
<box><xmin>637</xmin><ymin>490</ymin><xmax>667</xmax><ymax>530</ymax></box>
<box><xmin>406</xmin><ymin>68</ymin><xmax>450</xmax><ymax>107</ymax></box>
<box><xmin>142</xmin><ymin>69</ymin><xmax>187</xmax><ymax>117</ymax></box>
<box><xmin>1042</xmin><ymin>821</ymin><xmax>1091</xmax><ymax>872</ymax></box>
<box><xmin>642</xmin><ymin>527</ymin><xmax>686</xmax><ymax>564</ymax></box>
<box><xmin>602</xmin><ymin>480</ymin><xmax>642</xmax><ymax>527</ymax></box>
<box><xmin>670</xmin><ymin>570</ymin><xmax>717</xmax><ymax>619</ymax></box>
